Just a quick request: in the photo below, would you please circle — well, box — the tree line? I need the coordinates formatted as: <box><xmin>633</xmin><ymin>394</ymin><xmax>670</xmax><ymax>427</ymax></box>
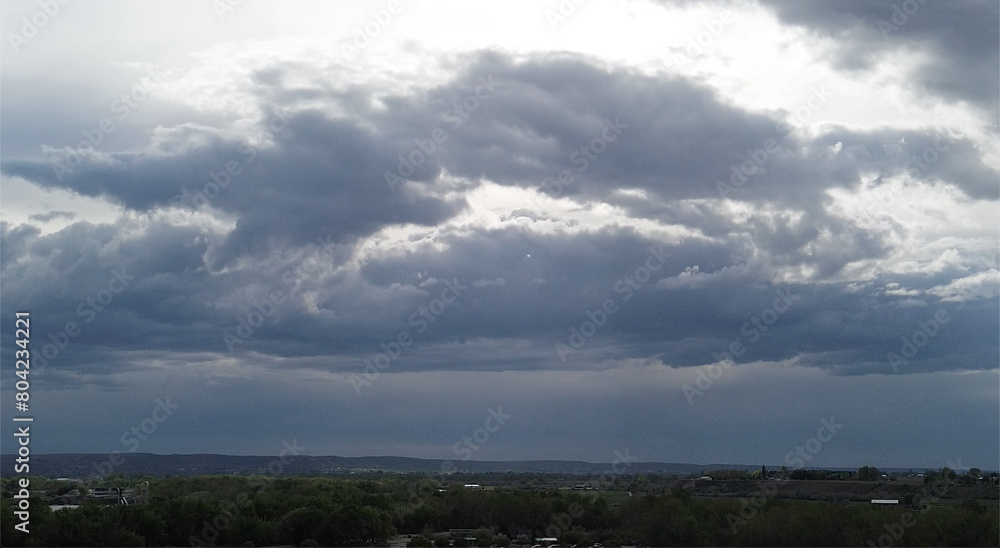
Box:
<box><xmin>1</xmin><ymin>473</ymin><xmax>997</xmax><ymax>547</ymax></box>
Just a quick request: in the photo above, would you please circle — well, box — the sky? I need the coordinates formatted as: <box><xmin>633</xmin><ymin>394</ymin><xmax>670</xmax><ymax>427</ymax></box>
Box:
<box><xmin>1</xmin><ymin>0</ymin><xmax>998</xmax><ymax>472</ymax></box>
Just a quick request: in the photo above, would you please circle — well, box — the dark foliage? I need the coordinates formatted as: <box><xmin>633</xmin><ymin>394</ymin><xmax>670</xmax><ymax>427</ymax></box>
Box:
<box><xmin>2</xmin><ymin>474</ymin><xmax>997</xmax><ymax>547</ymax></box>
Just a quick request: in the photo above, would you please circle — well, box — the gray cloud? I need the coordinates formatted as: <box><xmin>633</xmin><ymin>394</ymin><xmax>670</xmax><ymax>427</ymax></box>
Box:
<box><xmin>3</xmin><ymin>52</ymin><xmax>996</xmax><ymax>379</ymax></box>
<box><xmin>1</xmin><ymin>9</ymin><xmax>995</xmax><ymax>470</ymax></box>
<box><xmin>753</xmin><ymin>0</ymin><xmax>999</xmax><ymax>120</ymax></box>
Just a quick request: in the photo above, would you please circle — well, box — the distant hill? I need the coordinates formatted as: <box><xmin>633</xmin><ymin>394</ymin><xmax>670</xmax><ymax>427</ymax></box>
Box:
<box><xmin>1</xmin><ymin>453</ymin><xmax>951</xmax><ymax>479</ymax></box>
<box><xmin>1</xmin><ymin>453</ymin><xmax>780</xmax><ymax>479</ymax></box>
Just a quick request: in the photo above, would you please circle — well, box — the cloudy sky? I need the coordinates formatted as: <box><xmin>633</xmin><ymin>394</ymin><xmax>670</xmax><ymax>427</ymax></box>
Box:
<box><xmin>1</xmin><ymin>0</ymin><xmax>998</xmax><ymax>471</ymax></box>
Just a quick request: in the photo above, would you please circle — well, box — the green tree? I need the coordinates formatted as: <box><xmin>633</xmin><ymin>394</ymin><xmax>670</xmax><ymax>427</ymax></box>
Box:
<box><xmin>940</xmin><ymin>467</ymin><xmax>957</xmax><ymax>482</ymax></box>
<box><xmin>278</xmin><ymin>507</ymin><xmax>326</xmax><ymax>547</ymax></box>
<box><xmin>32</xmin><ymin>505</ymin><xmax>145</xmax><ymax>547</ymax></box>
<box><xmin>561</xmin><ymin>526</ymin><xmax>590</xmax><ymax>546</ymax></box>
<box><xmin>964</xmin><ymin>467</ymin><xmax>982</xmax><ymax>484</ymax></box>
<box><xmin>1</xmin><ymin>500</ymin><xmax>29</xmax><ymax>547</ymax></box>
<box><xmin>409</xmin><ymin>534</ymin><xmax>434</xmax><ymax>547</ymax></box>
<box><xmin>857</xmin><ymin>466</ymin><xmax>880</xmax><ymax>481</ymax></box>
<box><xmin>322</xmin><ymin>505</ymin><xmax>395</xmax><ymax>546</ymax></box>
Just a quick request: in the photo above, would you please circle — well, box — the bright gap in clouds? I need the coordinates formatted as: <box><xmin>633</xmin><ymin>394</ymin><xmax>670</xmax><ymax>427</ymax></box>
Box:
<box><xmin>826</xmin><ymin>176</ymin><xmax>999</xmax><ymax>279</ymax></box>
<box><xmin>0</xmin><ymin>176</ymin><xmax>121</xmax><ymax>234</ymax></box>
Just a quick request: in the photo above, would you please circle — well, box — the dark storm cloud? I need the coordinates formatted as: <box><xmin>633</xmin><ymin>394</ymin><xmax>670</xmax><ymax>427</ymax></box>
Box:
<box><xmin>4</xmin><ymin>208</ymin><xmax>992</xmax><ymax>390</ymax></box>
<box><xmin>5</xmin><ymin>51</ymin><xmax>993</xmax><ymax>262</ymax></box>
<box><xmin>426</xmin><ymin>53</ymin><xmax>784</xmax><ymax>200</ymax></box>
<box><xmin>0</xmin><ymin>51</ymin><xmax>995</xmax><ymax>398</ymax></box>
<box><xmin>0</xmin><ymin>52</ymin><xmax>783</xmax><ymax>212</ymax></box>
<box><xmin>0</xmin><ymin>222</ymin><xmax>39</xmax><ymax>267</ymax></box>
<box><xmin>3</xmin><ymin>124</ymin><xmax>253</xmax><ymax>209</ymax></box>
<box><xmin>372</xmin><ymin>53</ymin><xmax>997</xmax><ymax>223</ymax></box>
<box><xmin>0</xmin><ymin>219</ymin><xmax>224</xmax><ymax>378</ymax></box>
<box><xmin>1</xmin><ymin>113</ymin><xmax>467</xmax><ymax>267</ymax></box>
<box><xmin>753</xmin><ymin>0</ymin><xmax>1000</xmax><ymax>118</ymax></box>
<box><xmin>474</xmin><ymin>55</ymin><xmax>996</xmax><ymax>200</ymax></box>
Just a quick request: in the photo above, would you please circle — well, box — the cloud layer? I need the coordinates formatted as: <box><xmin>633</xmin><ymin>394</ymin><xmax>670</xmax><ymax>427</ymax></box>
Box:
<box><xmin>1</xmin><ymin>0</ymin><xmax>997</xmax><ymax>469</ymax></box>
